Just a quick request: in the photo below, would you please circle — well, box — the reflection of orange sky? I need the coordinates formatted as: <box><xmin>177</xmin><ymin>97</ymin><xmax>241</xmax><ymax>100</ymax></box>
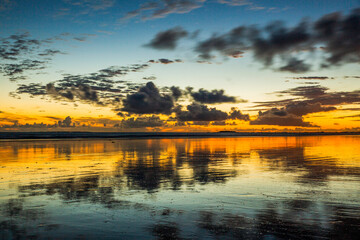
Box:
<box><xmin>1</xmin><ymin>136</ymin><xmax>360</xmax><ymax>187</ymax></box>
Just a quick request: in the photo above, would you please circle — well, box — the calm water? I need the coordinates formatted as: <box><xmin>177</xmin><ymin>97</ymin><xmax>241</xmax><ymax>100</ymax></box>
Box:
<box><xmin>0</xmin><ymin>136</ymin><xmax>359</xmax><ymax>239</ymax></box>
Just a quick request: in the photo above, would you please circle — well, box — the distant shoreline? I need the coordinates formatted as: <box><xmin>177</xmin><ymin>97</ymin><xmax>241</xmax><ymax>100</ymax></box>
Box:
<box><xmin>1</xmin><ymin>131</ymin><xmax>360</xmax><ymax>140</ymax></box>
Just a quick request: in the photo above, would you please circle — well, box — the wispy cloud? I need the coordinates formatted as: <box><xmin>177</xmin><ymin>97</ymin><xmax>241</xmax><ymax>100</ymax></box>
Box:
<box><xmin>121</xmin><ymin>0</ymin><xmax>206</xmax><ymax>22</ymax></box>
<box><xmin>0</xmin><ymin>32</ymin><xmax>92</xmax><ymax>81</ymax></box>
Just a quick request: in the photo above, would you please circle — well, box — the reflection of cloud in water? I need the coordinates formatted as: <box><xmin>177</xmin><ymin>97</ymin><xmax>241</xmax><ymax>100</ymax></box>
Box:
<box><xmin>0</xmin><ymin>137</ymin><xmax>359</xmax><ymax>238</ymax></box>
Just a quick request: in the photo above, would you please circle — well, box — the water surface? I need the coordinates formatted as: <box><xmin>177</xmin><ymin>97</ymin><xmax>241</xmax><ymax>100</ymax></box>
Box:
<box><xmin>1</xmin><ymin>136</ymin><xmax>360</xmax><ymax>239</ymax></box>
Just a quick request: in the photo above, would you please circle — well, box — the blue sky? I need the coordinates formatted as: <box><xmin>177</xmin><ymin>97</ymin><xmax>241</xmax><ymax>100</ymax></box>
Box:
<box><xmin>0</xmin><ymin>0</ymin><xmax>360</xmax><ymax>131</ymax></box>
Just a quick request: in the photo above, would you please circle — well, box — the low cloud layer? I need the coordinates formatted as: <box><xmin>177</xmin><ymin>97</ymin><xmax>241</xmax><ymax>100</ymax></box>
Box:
<box><xmin>250</xmin><ymin>84</ymin><xmax>359</xmax><ymax>127</ymax></box>
<box><xmin>175</xmin><ymin>103</ymin><xmax>229</xmax><ymax>121</ymax></box>
<box><xmin>175</xmin><ymin>103</ymin><xmax>250</xmax><ymax>122</ymax></box>
<box><xmin>116</xmin><ymin>115</ymin><xmax>165</xmax><ymax>128</ymax></box>
<box><xmin>273</xmin><ymin>85</ymin><xmax>360</xmax><ymax>106</ymax></box>
<box><xmin>250</xmin><ymin>108</ymin><xmax>315</xmax><ymax>127</ymax></box>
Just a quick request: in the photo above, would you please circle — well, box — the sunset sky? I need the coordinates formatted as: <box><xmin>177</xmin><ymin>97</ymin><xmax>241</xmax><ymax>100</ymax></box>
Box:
<box><xmin>0</xmin><ymin>0</ymin><xmax>359</xmax><ymax>131</ymax></box>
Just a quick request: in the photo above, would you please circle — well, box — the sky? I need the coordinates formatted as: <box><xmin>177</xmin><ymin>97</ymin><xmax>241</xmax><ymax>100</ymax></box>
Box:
<box><xmin>0</xmin><ymin>0</ymin><xmax>359</xmax><ymax>132</ymax></box>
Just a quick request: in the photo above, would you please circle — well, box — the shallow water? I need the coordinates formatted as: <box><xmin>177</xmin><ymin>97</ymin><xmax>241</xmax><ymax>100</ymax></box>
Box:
<box><xmin>0</xmin><ymin>136</ymin><xmax>359</xmax><ymax>239</ymax></box>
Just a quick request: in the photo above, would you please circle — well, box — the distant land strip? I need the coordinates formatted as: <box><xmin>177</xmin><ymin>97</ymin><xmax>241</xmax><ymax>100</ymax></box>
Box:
<box><xmin>1</xmin><ymin>131</ymin><xmax>360</xmax><ymax>140</ymax></box>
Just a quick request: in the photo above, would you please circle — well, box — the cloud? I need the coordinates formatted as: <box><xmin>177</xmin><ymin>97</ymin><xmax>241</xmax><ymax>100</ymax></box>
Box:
<box><xmin>38</xmin><ymin>49</ymin><xmax>65</xmax><ymax>57</ymax></box>
<box><xmin>250</xmin><ymin>108</ymin><xmax>316</xmax><ymax>127</ymax></box>
<box><xmin>314</xmin><ymin>9</ymin><xmax>360</xmax><ymax>67</ymax></box>
<box><xmin>189</xmin><ymin>88</ymin><xmax>244</xmax><ymax>104</ymax></box>
<box><xmin>0</xmin><ymin>60</ymin><xmax>47</xmax><ymax>81</ymax></box>
<box><xmin>122</xmin><ymin>0</ymin><xmax>205</xmax><ymax>21</ymax></box>
<box><xmin>250</xmin><ymin>85</ymin><xmax>344</xmax><ymax>126</ymax></box>
<box><xmin>275</xmin><ymin>85</ymin><xmax>329</xmax><ymax>99</ymax></box>
<box><xmin>148</xmin><ymin>58</ymin><xmax>183</xmax><ymax>64</ymax></box>
<box><xmin>344</xmin><ymin>76</ymin><xmax>360</xmax><ymax>79</ymax></box>
<box><xmin>122</xmin><ymin>82</ymin><xmax>175</xmax><ymax>114</ymax></box>
<box><xmin>116</xmin><ymin>115</ymin><xmax>165</xmax><ymax>128</ymax></box>
<box><xmin>0</xmin><ymin>32</ymin><xmax>41</xmax><ymax>60</ymax></box>
<box><xmin>285</xmin><ymin>102</ymin><xmax>336</xmax><ymax>116</ymax></box>
<box><xmin>60</xmin><ymin>0</ymin><xmax>115</xmax><ymax>16</ymax></box>
<box><xmin>170</xmin><ymin>86</ymin><xmax>183</xmax><ymax>100</ymax></box>
<box><xmin>46</xmin><ymin>82</ymin><xmax>101</xmax><ymax>104</ymax></box>
<box><xmin>0</xmin><ymin>32</ymin><xmax>86</xmax><ymax>81</ymax></box>
<box><xmin>11</xmin><ymin>64</ymin><xmax>149</xmax><ymax>106</ymax></box>
<box><xmin>274</xmin><ymin>85</ymin><xmax>360</xmax><ymax>106</ymax></box>
<box><xmin>252</xmin><ymin>85</ymin><xmax>360</xmax><ymax>127</ymax></box>
<box><xmin>288</xmin><ymin>76</ymin><xmax>331</xmax><ymax>80</ymax></box>
<box><xmin>0</xmin><ymin>116</ymin><xmax>75</xmax><ymax>129</ymax></box>
<box><xmin>144</xmin><ymin>27</ymin><xmax>188</xmax><ymax>50</ymax></box>
<box><xmin>217</xmin><ymin>0</ymin><xmax>251</xmax><ymax>6</ymax></box>
<box><xmin>278</xmin><ymin>58</ymin><xmax>311</xmax><ymax>73</ymax></box>
<box><xmin>14</xmin><ymin>83</ymin><xmax>47</xmax><ymax>96</ymax></box>
<box><xmin>147</xmin><ymin>8</ymin><xmax>359</xmax><ymax>72</ymax></box>
<box><xmin>228</xmin><ymin>107</ymin><xmax>250</xmax><ymax>120</ymax></box>
<box><xmin>175</xmin><ymin>103</ymin><xmax>228</xmax><ymax>121</ymax></box>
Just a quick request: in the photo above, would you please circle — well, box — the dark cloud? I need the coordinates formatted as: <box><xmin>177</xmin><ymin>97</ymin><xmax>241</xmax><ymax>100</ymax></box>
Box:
<box><xmin>276</xmin><ymin>85</ymin><xmax>329</xmax><ymax>99</ymax></box>
<box><xmin>14</xmin><ymin>83</ymin><xmax>47</xmax><ymax>96</ymax></box>
<box><xmin>228</xmin><ymin>107</ymin><xmax>250</xmax><ymax>121</ymax></box>
<box><xmin>122</xmin><ymin>82</ymin><xmax>175</xmax><ymax>114</ymax></box>
<box><xmin>189</xmin><ymin>88</ymin><xmax>244</xmax><ymax>104</ymax></box>
<box><xmin>195</xmin><ymin>25</ymin><xmax>254</xmax><ymax>59</ymax></box>
<box><xmin>250</xmin><ymin>108</ymin><xmax>316</xmax><ymax>127</ymax></box>
<box><xmin>274</xmin><ymin>85</ymin><xmax>360</xmax><ymax>106</ymax></box>
<box><xmin>1</xmin><ymin>60</ymin><xmax>47</xmax><ymax>81</ymax></box>
<box><xmin>143</xmin><ymin>76</ymin><xmax>157</xmax><ymax>81</ymax></box>
<box><xmin>314</xmin><ymin>9</ymin><xmax>360</xmax><ymax>67</ymax></box>
<box><xmin>145</xmin><ymin>27</ymin><xmax>188</xmax><ymax>50</ymax></box>
<box><xmin>175</xmin><ymin>103</ymin><xmax>228</xmax><ymax>121</ymax></box>
<box><xmin>251</xmin><ymin>85</ymin><xmax>343</xmax><ymax>126</ymax></box>
<box><xmin>285</xmin><ymin>102</ymin><xmax>336</xmax><ymax>116</ymax></box>
<box><xmin>211</xmin><ymin>121</ymin><xmax>227</xmax><ymax>125</ymax></box>
<box><xmin>145</xmin><ymin>8</ymin><xmax>360</xmax><ymax>72</ymax></box>
<box><xmin>38</xmin><ymin>49</ymin><xmax>65</xmax><ymax>57</ymax></box>
<box><xmin>46</xmin><ymin>82</ymin><xmax>100</xmax><ymax>104</ymax></box>
<box><xmin>116</xmin><ymin>115</ymin><xmax>165</xmax><ymax>128</ymax></box>
<box><xmin>289</xmin><ymin>76</ymin><xmax>331</xmax><ymax>80</ymax></box>
<box><xmin>122</xmin><ymin>0</ymin><xmax>205</xmax><ymax>21</ymax></box>
<box><xmin>148</xmin><ymin>58</ymin><xmax>183</xmax><ymax>64</ymax></box>
<box><xmin>0</xmin><ymin>32</ymin><xmax>85</xmax><ymax>81</ymax></box>
<box><xmin>0</xmin><ymin>32</ymin><xmax>40</xmax><ymax>60</ymax></box>
<box><xmin>11</xmin><ymin>64</ymin><xmax>149</xmax><ymax>106</ymax></box>
<box><xmin>278</xmin><ymin>58</ymin><xmax>311</xmax><ymax>73</ymax></box>
<box><xmin>170</xmin><ymin>86</ymin><xmax>183</xmax><ymax>100</ymax></box>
